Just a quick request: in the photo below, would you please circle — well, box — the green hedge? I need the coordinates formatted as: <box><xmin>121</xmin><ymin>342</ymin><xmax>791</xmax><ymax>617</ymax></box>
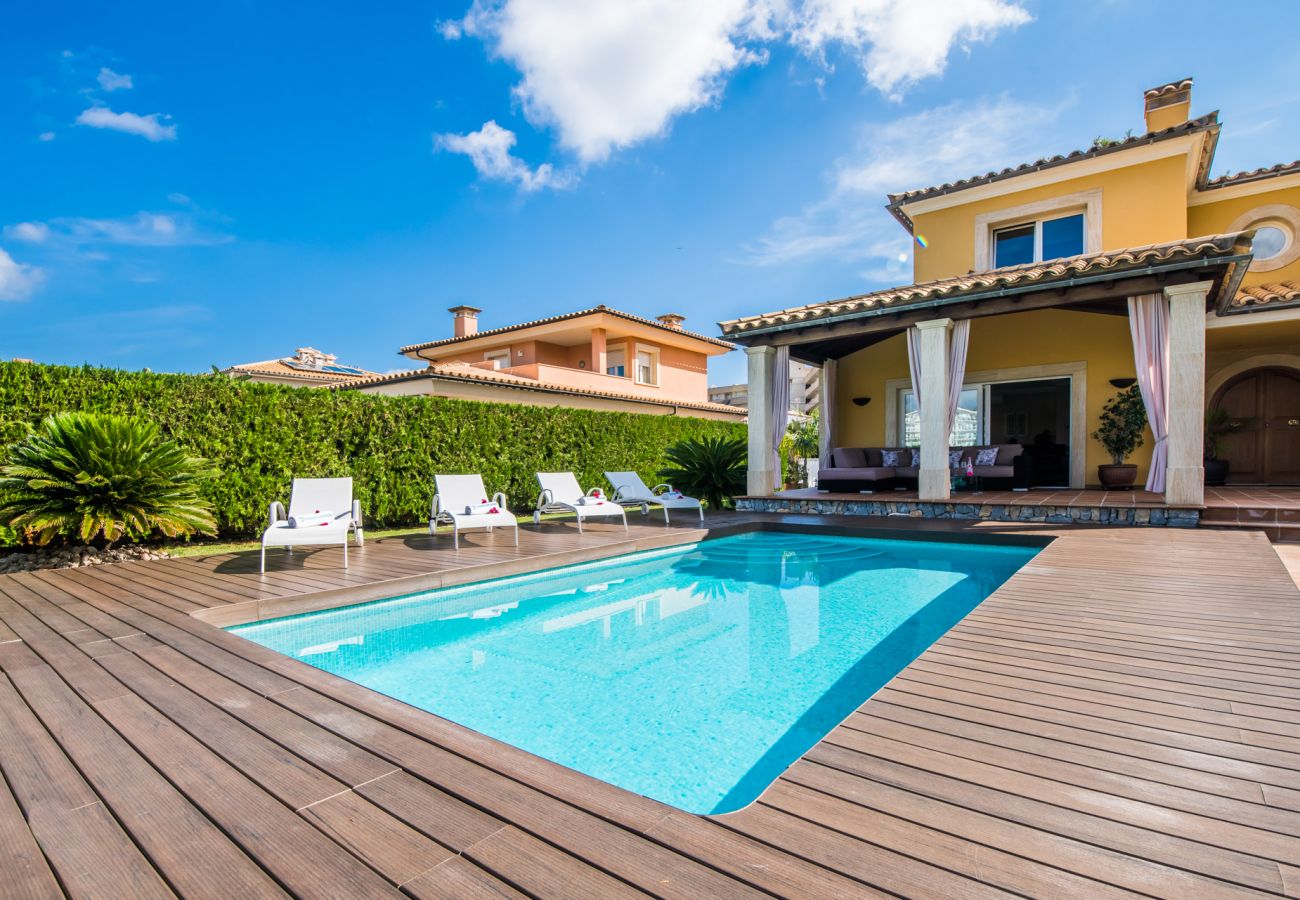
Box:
<box><xmin>0</xmin><ymin>362</ymin><xmax>745</xmax><ymax>543</ymax></box>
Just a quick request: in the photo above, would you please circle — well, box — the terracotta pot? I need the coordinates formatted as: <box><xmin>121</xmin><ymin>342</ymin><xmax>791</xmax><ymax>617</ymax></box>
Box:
<box><xmin>1097</xmin><ymin>464</ymin><xmax>1138</xmax><ymax>489</ymax></box>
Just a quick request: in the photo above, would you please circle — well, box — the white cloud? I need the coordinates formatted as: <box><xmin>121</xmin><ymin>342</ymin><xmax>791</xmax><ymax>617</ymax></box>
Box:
<box><xmin>0</xmin><ymin>249</ymin><xmax>45</xmax><ymax>301</ymax></box>
<box><xmin>442</xmin><ymin>0</ymin><xmax>1030</xmax><ymax>170</ymax></box>
<box><xmin>436</xmin><ymin>120</ymin><xmax>574</xmax><ymax>191</ymax></box>
<box><xmin>4</xmin><ymin>212</ymin><xmax>231</xmax><ymax>248</ymax></box>
<box><xmin>8</xmin><ymin>222</ymin><xmax>51</xmax><ymax>243</ymax></box>
<box><xmin>38</xmin><ymin>131</ymin><xmax>56</xmax><ymax>142</ymax></box>
<box><xmin>745</xmin><ymin>96</ymin><xmax>1064</xmax><ymax>275</ymax></box>
<box><xmin>97</xmin><ymin>67</ymin><xmax>134</xmax><ymax>91</ymax></box>
<box><xmin>75</xmin><ymin>106</ymin><xmax>177</xmax><ymax>141</ymax></box>
<box><xmin>452</xmin><ymin>0</ymin><xmax>768</xmax><ymax>164</ymax></box>
<box><xmin>787</xmin><ymin>0</ymin><xmax>1032</xmax><ymax>97</ymax></box>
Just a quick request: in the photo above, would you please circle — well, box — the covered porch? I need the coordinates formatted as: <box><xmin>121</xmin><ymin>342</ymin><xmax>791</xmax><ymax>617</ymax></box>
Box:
<box><xmin>721</xmin><ymin>234</ymin><xmax>1257</xmax><ymax>520</ymax></box>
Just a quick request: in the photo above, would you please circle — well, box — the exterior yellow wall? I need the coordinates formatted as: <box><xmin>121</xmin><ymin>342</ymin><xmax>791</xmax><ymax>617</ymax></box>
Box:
<box><xmin>910</xmin><ymin>155</ymin><xmax>1189</xmax><ymax>282</ymax></box>
<box><xmin>834</xmin><ymin>309</ymin><xmax>1156</xmax><ymax>484</ymax></box>
<box><xmin>1188</xmin><ymin>184</ymin><xmax>1300</xmax><ymax>287</ymax></box>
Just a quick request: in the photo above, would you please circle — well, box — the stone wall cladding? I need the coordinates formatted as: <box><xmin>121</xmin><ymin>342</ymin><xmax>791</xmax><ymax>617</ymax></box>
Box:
<box><xmin>736</xmin><ymin>498</ymin><xmax>1200</xmax><ymax>527</ymax></box>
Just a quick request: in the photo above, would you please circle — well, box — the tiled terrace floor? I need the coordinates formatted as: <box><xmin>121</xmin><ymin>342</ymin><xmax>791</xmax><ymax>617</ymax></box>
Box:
<box><xmin>2</xmin><ymin>513</ymin><xmax>1299</xmax><ymax>897</ymax></box>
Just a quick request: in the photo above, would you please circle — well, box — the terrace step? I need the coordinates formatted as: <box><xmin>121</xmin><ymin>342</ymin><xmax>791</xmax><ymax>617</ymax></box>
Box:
<box><xmin>1197</xmin><ymin>509</ymin><xmax>1300</xmax><ymax>544</ymax></box>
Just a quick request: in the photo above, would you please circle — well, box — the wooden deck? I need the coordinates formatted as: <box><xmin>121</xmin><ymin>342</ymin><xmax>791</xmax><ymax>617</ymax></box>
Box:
<box><xmin>2</xmin><ymin>513</ymin><xmax>1298</xmax><ymax>898</ymax></box>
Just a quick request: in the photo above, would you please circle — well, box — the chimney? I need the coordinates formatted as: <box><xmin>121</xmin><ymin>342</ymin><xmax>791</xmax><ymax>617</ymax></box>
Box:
<box><xmin>1143</xmin><ymin>78</ymin><xmax>1192</xmax><ymax>133</ymax></box>
<box><xmin>449</xmin><ymin>305</ymin><xmax>482</xmax><ymax>338</ymax></box>
<box><xmin>656</xmin><ymin>313</ymin><xmax>686</xmax><ymax>330</ymax></box>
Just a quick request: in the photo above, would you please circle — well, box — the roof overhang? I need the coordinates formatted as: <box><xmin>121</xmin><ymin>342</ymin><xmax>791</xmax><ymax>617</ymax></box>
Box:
<box><xmin>886</xmin><ymin>115</ymin><xmax>1220</xmax><ymax>235</ymax></box>
<box><xmin>718</xmin><ymin>233</ymin><xmax>1254</xmax><ymax>362</ymax></box>
<box><xmin>399</xmin><ymin>307</ymin><xmax>736</xmax><ymax>360</ymax></box>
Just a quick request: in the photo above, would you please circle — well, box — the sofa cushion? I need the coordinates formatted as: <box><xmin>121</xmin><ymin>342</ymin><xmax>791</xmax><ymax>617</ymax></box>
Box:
<box><xmin>832</xmin><ymin>447</ymin><xmax>867</xmax><ymax>468</ymax></box>
<box><xmin>974</xmin><ymin>447</ymin><xmax>1000</xmax><ymax>467</ymax></box>
<box><xmin>863</xmin><ymin>448</ymin><xmax>884</xmax><ymax>467</ymax></box>
<box><xmin>820</xmin><ymin>466</ymin><xmax>895</xmax><ymax>482</ymax></box>
<box><xmin>996</xmin><ymin>444</ymin><xmax>1024</xmax><ymax>465</ymax></box>
<box><xmin>880</xmin><ymin>449</ymin><xmax>906</xmax><ymax>467</ymax></box>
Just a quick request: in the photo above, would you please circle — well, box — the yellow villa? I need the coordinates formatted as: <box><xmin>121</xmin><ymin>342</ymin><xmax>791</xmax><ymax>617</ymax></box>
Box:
<box><xmin>722</xmin><ymin>78</ymin><xmax>1300</xmax><ymax>532</ymax></box>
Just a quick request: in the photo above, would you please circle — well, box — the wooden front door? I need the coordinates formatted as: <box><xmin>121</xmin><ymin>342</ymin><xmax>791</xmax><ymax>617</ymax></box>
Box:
<box><xmin>1216</xmin><ymin>368</ymin><xmax>1300</xmax><ymax>484</ymax></box>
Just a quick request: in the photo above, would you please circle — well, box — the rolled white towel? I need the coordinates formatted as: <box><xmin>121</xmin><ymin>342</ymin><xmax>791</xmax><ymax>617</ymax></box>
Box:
<box><xmin>576</xmin><ymin>496</ymin><xmax>605</xmax><ymax>506</ymax></box>
<box><xmin>464</xmin><ymin>502</ymin><xmax>500</xmax><ymax>515</ymax></box>
<box><xmin>288</xmin><ymin>510</ymin><xmax>335</xmax><ymax>528</ymax></box>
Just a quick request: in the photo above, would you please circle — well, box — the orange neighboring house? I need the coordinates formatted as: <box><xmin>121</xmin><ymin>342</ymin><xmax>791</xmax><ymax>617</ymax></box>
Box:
<box><xmin>339</xmin><ymin>305</ymin><xmax>743</xmax><ymax>421</ymax></box>
<box><xmin>221</xmin><ymin>347</ymin><xmax>378</xmax><ymax>387</ymax></box>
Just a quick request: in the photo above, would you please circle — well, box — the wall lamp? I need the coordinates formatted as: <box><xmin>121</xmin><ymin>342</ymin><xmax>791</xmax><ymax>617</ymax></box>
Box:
<box><xmin>851</xmin><ymin>396</ymin><xmax>871</xmax><ymax>407</ymax></box>
<box><xmin>1108</xmin><ymin>378</ymin><xmax>1136</xmax><ymax>389</ymax></box>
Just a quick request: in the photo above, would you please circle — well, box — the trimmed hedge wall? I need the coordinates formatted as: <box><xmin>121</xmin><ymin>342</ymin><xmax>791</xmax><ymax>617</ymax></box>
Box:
<box><xmin>0</xmin><ymin>362</ymin><xmax>746</xmax><ymax>542</ymax></box>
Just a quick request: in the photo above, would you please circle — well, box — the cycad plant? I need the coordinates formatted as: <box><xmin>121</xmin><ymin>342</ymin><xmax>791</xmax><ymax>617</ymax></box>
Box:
<box><xmin>0</xmin><ymin>412</ymin><xmax>217</xmax><ymax>546</ymax></box>
<box><xmin>658</xmin><ymin>435</ymin><xmax>746</xmax><ymax>510</ymax></box>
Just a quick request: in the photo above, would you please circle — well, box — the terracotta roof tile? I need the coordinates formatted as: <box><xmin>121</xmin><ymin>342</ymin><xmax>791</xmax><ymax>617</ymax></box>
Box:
<box><xmin>885</xmin><ymin>112</ymin><xmax>1220</xmax><ymax>222</ymax></box>
<box><xmin>1143</xmin><ymin>77</ymin><xmax>1193</xmax><ymax>99</ymax></box>
<box><xmin>333</xmin><ymin>361</ymin><xmax>746</xmax><ymax>416</ymax></box>
<box><xmin>1230</xmin><ymin>281</ymin><xmax>1300</xmax><ymax>310</ymax></box>
<box><xmin>399</xmin><ymin>305</ymin><xmax>736</xmax><ymax>354</ymax></box>
<box><xmin>718</xmin><ymin>232</ymin><xmax>1252</xmax><ymax>336</ymax></box>
<box><xmin>1204</xmin><ymin>160</ymin><xmax>1300</xmax><ymax>190</ymax></box>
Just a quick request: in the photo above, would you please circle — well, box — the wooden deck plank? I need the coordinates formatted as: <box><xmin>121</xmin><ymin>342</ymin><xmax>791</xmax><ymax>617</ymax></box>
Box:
<box><xmin>0</xmin><ymin>656</ymin><xmax>278</xmax><ymax>899</ymax></box>
<box><xmin>0</xmin><ymin>767</ymin><xmax>64</xmax><ymax>900</ymax></box>
<box><xmin>401</xmin><ymin>855</ymin><xmax>528</xmax><ymax>899</ymax></box>
<box><xmin>0</xmin><ymin>513</ymin><xmax>1295</xmax><ymax>897</ymax></box>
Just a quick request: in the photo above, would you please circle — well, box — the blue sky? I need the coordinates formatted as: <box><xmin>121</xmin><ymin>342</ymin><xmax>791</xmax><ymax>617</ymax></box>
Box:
<box><xmin>3</xmin><ymin>1</ymin><xmax>1298</xmax><ymax>386</ymax></box>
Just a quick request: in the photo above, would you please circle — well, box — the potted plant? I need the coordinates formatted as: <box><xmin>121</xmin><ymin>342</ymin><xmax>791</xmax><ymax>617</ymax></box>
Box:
<box><xmin>1091</xmin><ymin>384</ymin><xmax>1147</xmax><ymax>489</ymax></box>
<box><xmin>1204</xmin><ymin>407</ymin><xmax>1251</xmax><ymax>486</ymax></box>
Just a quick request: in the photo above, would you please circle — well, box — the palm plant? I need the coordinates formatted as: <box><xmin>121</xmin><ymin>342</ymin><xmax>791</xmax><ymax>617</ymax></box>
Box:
<box><xmin>0</xmin><ymin>412</ymin><xmax>217</xmax><ymax>546</ymax></box>
<box><xmin>658</xmin><ymin>435</ymin><xmax>746</xmax><ymax>510</ymax></box>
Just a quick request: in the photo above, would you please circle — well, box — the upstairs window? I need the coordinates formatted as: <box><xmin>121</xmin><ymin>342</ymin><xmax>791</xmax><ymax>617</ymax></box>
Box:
<box><xmin>483</xmin><ymin>349</ymin><xmax>510</xmax><ymax>370</ymax></box>
<box><xmin>993</xmin><ymin>212</ymin><xmax>1085</xmax><ymax>268</ymax></box>
<box><xmin>606</xmin><ymin>348</ymin><xmax>626</xmax><ymax>377</ymax></box>
<box><xmin>635</xmin><ymin>347</ymin><xmax>659</xmax><ymax>385</ymax></box>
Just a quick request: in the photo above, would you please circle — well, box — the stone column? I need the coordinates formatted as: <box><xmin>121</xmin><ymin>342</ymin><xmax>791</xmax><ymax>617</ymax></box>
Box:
<box><xmin>916</xmin><ymin>318</ymin><xmax>953</xmax><ymax>501</ymax></box>
<box><xmin>590</xmin><ymin>327</ymin><xmax>607</xmax><ymax>375</ymax></box>
<box><xmin>746</xmin><ymin>345</ymin><xmax>778</xmax><ymax>496</ymax></box>
<box><xmin>1164</xmin><ymin>281</ymin><xmax>1210</xmax><ymax>507</ymax></box>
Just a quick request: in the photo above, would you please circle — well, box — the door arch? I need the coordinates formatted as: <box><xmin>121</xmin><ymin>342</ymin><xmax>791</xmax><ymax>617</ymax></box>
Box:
<box><xmin>1211</xmin><ymin>366</ymin><xmax>1300</xmax><ymax>484</ymax></box>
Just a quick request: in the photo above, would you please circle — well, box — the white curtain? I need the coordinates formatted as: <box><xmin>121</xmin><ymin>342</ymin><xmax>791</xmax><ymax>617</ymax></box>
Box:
<box><xmin>769</xmin><ymin>346</ymin><xmax>791</xmax><ymax>480</ymax></box>
<box><xmin>907</xmin><ymin>326</ymin><xmax>923</xmax><ymax>411</ymax></box>
<box><xmin>906</xmin><ymin>319</ymin><xmax>970</xmax><ymax>441</ymax></box>
<box><xmin>1128</xmin><ymin>293</ymin><xmax>1170</xmax><ymax>493</ymax></box>
<box><xmin>946</xmin><ymin>320</ymin><xmax>971</xmax><ymax>437</ymax></box>
<box><xmin>818</xmin><ymin>358</ymin><xmax>836</xmax><ymax>469</ymax></box>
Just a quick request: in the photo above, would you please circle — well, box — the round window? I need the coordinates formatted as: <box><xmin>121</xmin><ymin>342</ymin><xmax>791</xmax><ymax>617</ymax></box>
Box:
<box><xmin>1253</xmin><ymin>224</ymin><xmax>1289</xmax><ymax>260</ymax></box>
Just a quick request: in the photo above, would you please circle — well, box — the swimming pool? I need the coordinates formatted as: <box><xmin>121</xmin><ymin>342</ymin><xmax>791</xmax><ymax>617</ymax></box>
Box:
<box><xmin>230</xmin><ymin>530</ymin><xmax>1038</xmax><ymax>814</ymax></box>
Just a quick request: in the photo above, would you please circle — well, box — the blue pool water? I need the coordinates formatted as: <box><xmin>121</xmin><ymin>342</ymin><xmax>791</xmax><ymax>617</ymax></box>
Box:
<box><xmin>230</xmin><ymin>531</ymin><xmax>1037</xmax><ymax>813</ymax></box>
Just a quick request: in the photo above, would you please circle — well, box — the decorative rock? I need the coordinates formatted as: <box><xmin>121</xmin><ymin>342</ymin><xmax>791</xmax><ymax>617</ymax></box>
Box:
<box><xmin>0</xmin><ymin>544</ymin><xmax>170</xmax><ymax>575</ymax></box>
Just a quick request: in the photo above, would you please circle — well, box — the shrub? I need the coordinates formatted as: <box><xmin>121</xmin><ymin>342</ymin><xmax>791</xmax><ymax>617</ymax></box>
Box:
<box><xmin>1091</xmin><ymin>384</ymin><xmax>1147</xmax><ymax>465</ymax></box>
<box><xmin>0</xmin><ymin>362</ymin><xmax>746</xmax><ymax>543</ymax></box>
<box><xmin>658</xmin><ymin>435</ymin><xmax>747</xmax><ymax>509</ymax></box>
<box><xmin>0</xmin><ymin>412</ymin><xmax>217</xmax><ymax>545</ymax></box>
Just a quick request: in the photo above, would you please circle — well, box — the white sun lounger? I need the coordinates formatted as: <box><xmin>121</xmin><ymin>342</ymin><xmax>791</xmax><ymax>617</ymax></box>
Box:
<box><xmin>261</xmin><ymin>477</ymin><xmax>363</xmax><ymax>572</ymax></box>
<box><xmin>431</xmin><ymin>474</ymin><xmax>519</xmax><ymax>549</ymax></box>
<box><xmin>534</xmin><ymin>472</ymin><xmax>628</xmax><ymax>532</ymax></box>
<box><xmin>605</xmin><ymin>471</ymin><xmax>704</xmax><ymax>523</ymax></box>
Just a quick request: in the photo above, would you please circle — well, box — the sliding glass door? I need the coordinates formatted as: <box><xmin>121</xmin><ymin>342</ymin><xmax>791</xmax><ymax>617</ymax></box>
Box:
<box><xmin>899</xmin><ymin>376</ymin><xmax>1072</xmax><ymax>486</ymax></box>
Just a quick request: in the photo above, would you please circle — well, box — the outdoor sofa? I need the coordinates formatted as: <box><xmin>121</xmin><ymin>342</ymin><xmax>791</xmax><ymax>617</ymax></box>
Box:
<box><xmin>817</xmin><ymin>444</ymin><xmax>1032</xmax><ymax>493</ymax></box>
